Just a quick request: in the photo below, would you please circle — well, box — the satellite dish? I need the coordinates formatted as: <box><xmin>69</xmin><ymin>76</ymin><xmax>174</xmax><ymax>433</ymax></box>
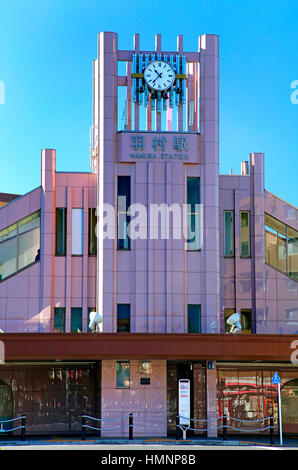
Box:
<box><xmin>226</xmin><ymin>312</ymin><xmax>242</xmax><ymax>334</ymax></box>
<box><xmin>89</xmin><ymin>311</ymin><xmax>103</xmax><ymax>333</ymax></box>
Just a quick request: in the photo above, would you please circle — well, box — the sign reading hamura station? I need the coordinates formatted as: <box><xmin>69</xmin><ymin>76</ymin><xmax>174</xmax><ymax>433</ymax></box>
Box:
<box><xmin>118</xmin><ymin>132</ymin><xmax>199</xmax><ymax>163</ymax></box>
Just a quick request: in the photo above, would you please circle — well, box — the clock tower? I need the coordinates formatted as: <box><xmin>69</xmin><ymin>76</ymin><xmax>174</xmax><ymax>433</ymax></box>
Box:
<box><xmin>91</xmin><ymin>32</ymin><xmax>220</xmax><ymax>335</ymax></box>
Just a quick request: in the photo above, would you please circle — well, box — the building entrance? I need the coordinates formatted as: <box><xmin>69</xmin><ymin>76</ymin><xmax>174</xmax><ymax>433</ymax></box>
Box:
<box><xmin>281</xmin><ymin>378</ymin><xmax>298</xmax><ymax>434</ymax></box>
<box><xmin>0</xmin><ymin>362</ymin><xmax>100</xmax><ymax>435</ymax></box>
<box><xmin>167</xmin><ymin>361</ymin><xmax>193</xmax><ymax>435</ymax></box>
<box><xmin>0</xmin><ymin>380</ymin><xmax>13</xmax><ymax>432</ymax></box>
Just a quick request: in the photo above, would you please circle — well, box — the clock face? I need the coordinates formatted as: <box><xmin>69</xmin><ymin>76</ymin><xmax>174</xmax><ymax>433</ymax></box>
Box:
<box><xmin>144</xmin><ymin>60</ymin><xmax>175</xmax><ymax>91</ymax></box>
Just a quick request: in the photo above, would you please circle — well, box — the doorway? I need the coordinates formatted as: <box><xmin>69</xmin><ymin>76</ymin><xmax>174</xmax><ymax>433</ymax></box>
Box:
<box><xmin>167</xmin><ymin>361</ymin><xmax>193</xmax><ymax>435</ymax></box>
<box><xmin>281</xmin><ymin>378</ymin><xmax>298</xmax><ymax>434</ymax></box>
<box><xmin>0</xmin><ymin>380</ymin><xmax>13</xmax><ymax>432</ymax></box>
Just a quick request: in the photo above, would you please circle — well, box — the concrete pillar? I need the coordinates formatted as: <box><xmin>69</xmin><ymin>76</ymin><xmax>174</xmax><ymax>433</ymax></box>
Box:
<box><xmin>65</xmin><ymin>187</ymin><xmax>72</xmax><ymax>332</ymax></box>
<box><xmin>82</xmin><ymin>188</ymin><xmax>89</xmax><ymax>331</ymax></box>
<box><xmin>96</xmin><ymin>32</ymin><xmax>118</xmax><ymax>332</ymax></box>
<box><xmin>206</xmin><ymin>362</ymin><xmax>217</xmax><ymax>437</ymax></box>
<box><xmin>40</xmin><ymin>149</ymin><xmax>56</xmax><ymax>332</ymax></box>
<box><xmin>250</xmin><ymin>152</ymin><xmax>265</xmax><ymax>333</ymax></box>
<box><xmin>199</xmin><ymin>34</ymin><xmax>220</xmax><ymax>333</ymax></box>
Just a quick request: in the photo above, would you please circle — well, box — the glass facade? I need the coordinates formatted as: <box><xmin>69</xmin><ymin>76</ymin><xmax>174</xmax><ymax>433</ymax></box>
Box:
<box><xmin>117</xmin><ymin>176</ymin><xmax>131</xmax><ymax>250</ymax></box>
<box><xmin>117</xmin><ymin>304</ymin><xmax>130</xmax><ymax>332</ymax></box>
<box><xmin>0</xmin><ymin>364</ymin><xmax>97</xmax><ymax>435</ymax></box>
<box><xmin>56</xmin><ymin>208</ymin><xmax>67</xmax><ymax>256</ymax></box>
<box><xmin>240</xmin><ymin>211</ymin><xmax>250</xmax><ymax>257</ymax></box>
<box><xmin>0</xmin><ymin>211</ymin><xmax>40</xmax><ymax>281</ymax></box>
<box><xmin>265</xmin><ymin>213</ymin><xmax>298</xmax><ymax>281</ymax></box>
<box><xmin>288</xmin><ymin>226</ymin><xmax>298</xmax><ymax>281</ymax></box>
<box><xmin>224</xmin><ymin>211</ymin><xmax>234</xmax><ymax>257</ymax></box>
<box><xmin>281</xmin><ymin>379</ymin><xmax>298</xmax><ymax>434</ymax></box>
<box><xmin>0</xmin><ymin>380</ymin><xmax>13</xmax><ymax>431</ymax></box>
<box><xmin>187</xmin><ymin>177</ymin><xmax>200</xmax><ymax>250</ymax></box>
<box><xmin>217</xmin><ymin>367</ymin><xmax>298</xmax><ymax>434</ymax></box>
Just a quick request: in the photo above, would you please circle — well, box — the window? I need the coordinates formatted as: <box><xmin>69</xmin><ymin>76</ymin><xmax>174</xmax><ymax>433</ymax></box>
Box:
<box><xmin>18</xmin><ymin>213</ymin><xmax>40</xmax><ymax>269</ymax></box>
<box><xmin>54</xmin><ymin>307</ymin><xmax>65</xmax><ymax>332</ymax></box>
<box><xmin>240</xmin><ymin>309</ymin><xmax>252</xmax><ymax>334</ymax></box>
<box><xmin>56</xmin><ymin>208</ymin><xmax>67</xmax><ymax>255</ymax></box>
<box><xmin>265</xmin><ymin>213</ymin><xmax>298</xmax><ymax>282</ymax></box>
<box><xmin>240</xmin><ymin>211</ymin><xmax>250</xmax><ymax>258</ymax></box>
<box><xmin>287</xmin><ymin>227</ymin><xmax>298</xmax><ymax>282</ymax></box>
<box><xmin>224</xmin><ymin>308</ymin><xmax>235</xmax><ymax>333</ymax></box>
<box><xmin>0</xmin><ymin>211</ymin><xmax>40</xmax><ymax>281</ymax></box>
<box><xmin>224</xmin><ymin>308</ymin><xmax>252</xmax><ymax>334</ymax></box>
<box><xmin>116</xmin><ymin>361</ymin><xmax>130</xmax><ymax>388</ymax></box>
<box><xmin>285</xmin><ymin>308</ymin><xmax>298</xmax><ymax>323</ymax></box>
<box><xmin>117</xmin><ymin>304</ymin><xmax>130</xmax><ymax>332</ymax></box>
<box><xmin>88</xmin><ymin>208</ymin><xmax>97</xmax><ymax>255</ymax></box>
<box><xmin>87</xmin><ymin>307</ymin><xmax>96</xmax><ymax>332</ymax></box>
<box><xmin>118</xmin><ymin>176</ymin><xmax>131</xmax><ymax>250</ymax></box>
<box><xmin>187</xmin><ymin>177</ymin><xmax>200</xmax><ymax>250</ymax></box>
<box><xmin>0</xmin><ymin>233</ymin><xmax>17</xmax><ymax>280</ymax></box>
<box><xmin>71</xmin><ymin>307</ymin><xmax>82</xmax><ymax>332</ymax></box>
<box><xmin>72</xmin><ymin>208</ymin><xmax>83</xmax><ymax>255</ymax></box>
<box><xmin>224</xmin><ymin>211</ymin><xmax>234</xmax><ymax>257</ymax></box>
<box><xmin>188</xmin><ymin>304</ymin><xmax>201</xmax><ymax>332</ymax></box>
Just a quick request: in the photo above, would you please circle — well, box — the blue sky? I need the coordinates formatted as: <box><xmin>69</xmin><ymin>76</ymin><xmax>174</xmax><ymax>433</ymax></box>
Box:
<box><xmin>0</xmin><ymin>0</ymin><xmax>297</xmax><ymax>206</ymax></box>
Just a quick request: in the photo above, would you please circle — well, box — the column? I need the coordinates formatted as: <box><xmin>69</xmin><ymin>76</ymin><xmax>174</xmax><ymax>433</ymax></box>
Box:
<box><xmin>82</xmin><ymin>188</ymin><xmax>89</xmax><ymax>331</ymax></box>
<box><xmin>199</xmin><ymin>34</ymin><xmax>220</xmax><ymax>333</ymax></box>
<box><xmin>40</xmin><ymin>149</ymin><xmax>56</xmax><ymax>332</ymax></box>
<box><xmin>206</xmin><ymin>362</ymin><xmax>217</xmax><ymax>437</ymax></box>
<box><xmin>250</xmin><ymin>152</ymin><xmax>265</xmax><ymax>333</ymax></box>
<box><xmin>97</xmin><ymin>32</ymin><xmax>118</xmax><ymax>332</ymax></box>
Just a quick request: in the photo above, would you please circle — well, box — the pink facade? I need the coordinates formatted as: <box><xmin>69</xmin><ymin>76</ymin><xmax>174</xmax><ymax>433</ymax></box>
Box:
<box><xmin>101</xmin><ymin>360</ymin><xmax>167</xmax><ymax>437</ymax></box>
<box><xmin>220</xmin><ymin>155</ymin><xmax>298</xmax><ymax>335</ymax></box>
<box><xmin>0</xmin><ymin>31</ymin><xmax>297</xmax><ymax>437</ymax></box>
<box><xmin>0</xmin><ymin>153</ymin><xmax>97</xmax><ymax>333</ymax></box>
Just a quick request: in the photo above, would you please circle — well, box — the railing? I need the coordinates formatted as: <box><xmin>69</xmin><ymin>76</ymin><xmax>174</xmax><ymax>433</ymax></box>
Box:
<box><xmin>81</xmin><ymin>413</ymin><xmax>133</xmax><ymax>440</ymax></box>
<box><xmin>176</xmin><ymin>414</ymin><xmax>275</xmax><ymax>444</ymax></box>
<box><xmin>0</xmin><ymin>416</ymin><xmax>26</xmax><ymax>441</ymax></box>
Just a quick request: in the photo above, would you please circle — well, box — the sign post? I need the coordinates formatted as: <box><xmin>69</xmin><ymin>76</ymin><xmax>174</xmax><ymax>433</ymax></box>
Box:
<box><xmin>178</xmin><ymin>379</ymin><xmax>190</xmax><ymax>440</ymax></box>
<box><xmin>272</xmin><ymin>372</ymin><xmax>283</xmax><ymax>446</ymax></box>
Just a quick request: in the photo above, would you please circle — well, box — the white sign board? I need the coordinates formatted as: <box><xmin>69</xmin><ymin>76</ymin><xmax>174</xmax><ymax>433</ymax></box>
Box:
<box><xmin>178</xmin><ymin>379</ymin><xmax>190</xmax><ymax>426</ymax></box>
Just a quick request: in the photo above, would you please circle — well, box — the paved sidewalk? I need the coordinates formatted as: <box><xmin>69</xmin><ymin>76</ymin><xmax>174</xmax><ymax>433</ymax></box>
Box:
<box><xmin>0</xmin><ymin>434</ymin><xmax>297</xmax><ymax>447</ymax></box>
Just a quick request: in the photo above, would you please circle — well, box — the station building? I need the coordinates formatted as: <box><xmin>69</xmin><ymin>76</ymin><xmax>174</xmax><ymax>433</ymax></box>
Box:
<box><xmin>0</xmin><ymin>32</ymin><xmax>297</xmax><ymax>438</ymax></box>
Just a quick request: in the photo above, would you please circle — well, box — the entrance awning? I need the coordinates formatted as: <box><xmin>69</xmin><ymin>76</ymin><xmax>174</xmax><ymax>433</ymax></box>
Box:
<box><xmin>0</xmin><ymin>333</ymin><xmax>297</xmax><ymax>362</ymax></box>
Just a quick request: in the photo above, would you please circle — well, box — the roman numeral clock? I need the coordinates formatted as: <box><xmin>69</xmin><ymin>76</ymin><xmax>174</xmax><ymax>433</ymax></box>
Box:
<box><xmin>131</xmin><ymin>53</ymin><xmax>187</xmax><ymax>111</ymax></box>
<box><xmin>144</xmin><ymin>60</ymin><xmax>175</xmax><ymax>92</ymax></box>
